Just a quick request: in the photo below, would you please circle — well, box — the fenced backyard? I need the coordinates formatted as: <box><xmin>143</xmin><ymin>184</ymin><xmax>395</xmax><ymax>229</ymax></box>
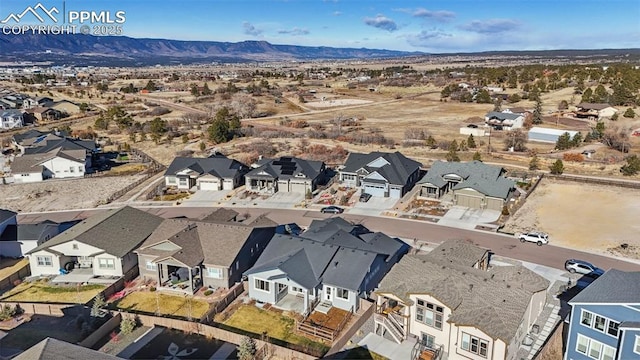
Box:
<box><xmin>296</xmin><ymin>306</ymin><xmax>353</xmax><ymax>342</ymax></box>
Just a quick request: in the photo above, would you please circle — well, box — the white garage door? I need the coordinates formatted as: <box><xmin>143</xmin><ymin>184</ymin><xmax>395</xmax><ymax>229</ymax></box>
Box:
<box><xmin>199</xmin><ymin>180</ymin><xmax>219</xmax><ymax>191</ymax></box>
<box><xmin>222</xmin><ymin>180</ymin><xmax>234</xmax><ymax>190</ymax></box>
<box><xmin>290</xmin><ymin>182</ymin><xmax>307</xmax><ymax>194</ymax></box>
<box><xmin>389</xmin><ymin>187</ymin><xmax>402</xmax><ymax>199</ymax></box>
<box><xmin>364</xmin><ymin>184</ymin><xmax>386</xmax><ymax>197</ymax></box>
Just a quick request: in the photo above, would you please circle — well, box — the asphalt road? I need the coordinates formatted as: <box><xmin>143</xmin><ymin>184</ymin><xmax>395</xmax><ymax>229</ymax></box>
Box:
<box><xmin>17</xmin><ymin>206</ymin><xmax>640</xmax><ymax>273</ymax></box>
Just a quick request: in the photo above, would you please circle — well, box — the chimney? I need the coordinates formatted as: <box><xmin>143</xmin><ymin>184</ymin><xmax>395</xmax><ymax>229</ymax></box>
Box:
<box><xmin>469</xmin><ymin>284</ymin><xmax>473</xmax><ymax>292</ymax></box>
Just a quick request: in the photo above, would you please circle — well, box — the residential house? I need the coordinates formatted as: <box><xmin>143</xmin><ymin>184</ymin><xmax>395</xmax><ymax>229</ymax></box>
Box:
<box><xmin>23</xmin><ymin>107</ymin><xmax>63</xmax><ymax>123</ymax></box>
<box><xmin>11</xmin><ymin>147</ymin><xmax>90</xmax><ymax>182</ymax></box>
<box><xmin>417</xmin><ymin>161</ymin><xmax>516</xmax><ymax>211</ymax></box>
<box><xmin>0</xmin><ymin>109</ymin><xmax>24</xmax><ymax>130</ymax></box>
<box><xmin>0</xmin><ymin>220</ymin><xmax>73</xmax><ymax>258</ymax></box>
<box><xmin>13</xmin><ymin>337</ymin><xmax>121</xmax><ymax>360</ymax></box>
<box><xmin>564</xmin><ymin>269</ymin><xmax>640</xmax><ymax>360</ymax></box>
<box><xmin>164</xmin><ymin>154</ymin><xmax>249</xmax><ymax>191</ymax></box>
<box><xmin>26</xmin><ymin>206</ymin><xmax>163</xmax><ymax>279</ymax></box>
<box><xmin>575</xmin><ymin>103</ymin><xmax>618</xmax><ymax>120</ymax></box>
<box><xmin>49</xmin><ymin>100</ymin><xmax>81</xmax><ymax>115</ymax></box>
<box><xmin>245</xmin><ymin>156</ymin><xmax>325</xmax><ymax>194</ymax></box>
<box><xmin>0</xmin><ymin>209</ymin><xmax>18</xmax><ymax>246</ymax></box>
<box><xmin>375</xmin><ymin>239</ymin><xmax>549</xmax><ymax>360</ymax></box>
<box><xmin>245</xmin><ymin>217</ymin><xmax>408</xmax><ymax>314</ymax></box>
<box><xmin>484</xmin><ymin>111</ymin><xmax>524</xmax><ymax>130</ymax></box>
<box><xmin>135</xmin><ymin>210</ymin><xmax>277</xmax><ymax>294</ymax></box>
<box><xmin>24</xmin><ymin>96</ymin><xmax>54</xmax><ymax>109</ymax></box>
<box><xmin>339</xmin><ymin>151</ymin><xmax>422</xmax><ymax>199</ymax></box>
<box><xmin>12</xmin><ymin>129</ymin><xmax>67</xmax><ymax>154</ymax></box>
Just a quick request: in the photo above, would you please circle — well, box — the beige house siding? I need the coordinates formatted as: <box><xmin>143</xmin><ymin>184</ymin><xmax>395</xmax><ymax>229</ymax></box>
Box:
<box><xmin>93</xmin><ymin>253</ymin><xmax>123</xmax><ymax>277</ymax></box>
<box><xmin>409</xmin><ymin>294</ymin><xmax>453</xmax><ymax>355</ymax></box>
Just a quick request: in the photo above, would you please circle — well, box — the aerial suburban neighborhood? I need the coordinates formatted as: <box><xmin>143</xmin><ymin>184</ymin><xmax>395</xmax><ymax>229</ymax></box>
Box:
<box><xmin>0</xmin><ymin>2</ymin><xmax>639</xmax><ymax>360</ymax></box>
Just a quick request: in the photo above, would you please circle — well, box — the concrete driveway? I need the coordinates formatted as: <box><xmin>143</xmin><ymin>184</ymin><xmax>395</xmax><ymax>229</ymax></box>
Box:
<box><xmin>181</xmin><ymin>190</ymin><xmax>231</xmax><ymax>206</ymax></box>
<box><xmin>437</xmin><ymin>206</ymin><xmax>501</xmax><ymax>230</ymax></box>
<box><xmin>227</xmin><ymin>191</ymin><xmax>305</xmax><ymax>209</ymax></box>
<box><xmin>349</xmin><ymin>196</ymin><xmax>399</xmax><ymax>216</ymax></box>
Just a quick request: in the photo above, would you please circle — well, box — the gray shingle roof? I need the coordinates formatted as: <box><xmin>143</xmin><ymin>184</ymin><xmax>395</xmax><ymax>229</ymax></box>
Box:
<box><xmin>164</xmin><ymin>156</ymin><xmax>248</xmax><ymax>179</ymax></box>
<box><xmin>570</xmin><ymin>269</ymin><xmax>640</xmax><ymax>304</ymax></box>
<box><xmin>427</xmin><ymin>239</ymin><xmax>489</xmax><ymax>267</ymax></box>
<box><xmin>341</xmin><ymin>151</ymin><xmax>422</xmax><ymax>186</ymax></box>
<box><xmin>376</xmin><ymin>240</ymin><xmax>549</xmax><ymax>342</ymax></box>
<box><xmin>137</xmin><ymin>218</ymin><xmax>275</xmax><ymax>268</ymax></box>
<box><xmin>0</xmin><ymin>209</ymin><xmax>17</xmax><ymax>223</ymax></box>
<box><xmin>23</xmin><ymin>138</ymin><xmax>96</xmax><ymax>155</ymax></box>
<box><xmin>0</xmin><ymin>220</ymin><xmax>58</xmax><ymax>242</ymax></box>
<box><xmin>418</xmin><ymin>160</ymin><xmax>515</xmax><ymax>199</ymax></box>
<box><xmin>27</xmin><ymin>206</ymin><xmax>163</xmax><ymax>257</ymax></box>
<box><xmin>13</xmin><ymin>337</ymin><xmax>121</xmax><ymax>360</ymax></box>
<box><xmin>485</xmin><ymin>111</ymin><xmax>522</xmax><ymax>121</ymax></box>
<box><xmin>576</xmin><ymin>103</ymin><xmax>613</xmax><ymax>111</ymax></box>
<box><xmin>245</xmin><ymin>217</ymin><xmax>406</xmax><ymax>291</ymax></box>
<box><xmin>245</xmin><ymin>157</ymin><xmax>324</xmax><ymax>181</ymax></box>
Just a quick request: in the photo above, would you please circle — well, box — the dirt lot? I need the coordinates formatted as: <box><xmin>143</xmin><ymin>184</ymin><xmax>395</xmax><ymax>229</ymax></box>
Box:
<box><xmin>0</xmin><ymin>175</ymin><xmax>145</xmax><ymax>213</ymax></box>
<box><xmin>503</xmin><ymin>179</ymin><xmax>640</xmax><ymax>259</ymax></box>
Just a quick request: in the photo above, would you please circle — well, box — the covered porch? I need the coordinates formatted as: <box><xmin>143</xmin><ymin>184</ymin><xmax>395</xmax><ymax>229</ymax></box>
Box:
<box><xmin>155</xmin><ymin>259</ymin><xmax>203</xmax><ymax>294</ymax></box>
<box><xmin>270</xmin><ymin>280</ymin><xmax>319</xmax><ymax>316</ymax></box>
<box><xmin>176</xmin><ymin>170</ymin><xmax>198</xmax><ymax>190</ymax></box>
<box><xmin>247</xmin><ymin>176</ymin><xmax>278</xmax><ymax>193</ymax></box>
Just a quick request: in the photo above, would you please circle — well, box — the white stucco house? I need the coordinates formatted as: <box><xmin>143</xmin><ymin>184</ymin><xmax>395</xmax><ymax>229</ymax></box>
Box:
<box><xmin>11</xmin><ymin>148</ymin><xmax>89</xmax><ymax>183</ymax></box>
<box><xmin>26</xmin><ymin>207</ymin><xmax>163</xmax><ymax>280</ymax></box>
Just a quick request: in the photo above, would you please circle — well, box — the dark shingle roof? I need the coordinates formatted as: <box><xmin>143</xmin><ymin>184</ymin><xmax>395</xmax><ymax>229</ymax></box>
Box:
<box><xmin>376</xmin><ymin>240</ymin><xmax>549</xmax><ymax>342</ymax></box>
<box><xmin>485</xmin><ymin>111</ymin><xmax>522</xmax><ymax>121</ymax></box>
<box><xmin>576</xmin><ymin>103</ymin><xmax>613</xmax><ymax>111</ymax></box>
<box><xmin>13</xmin><ymin>337</ymin><xmax>121</xmax><ymax>360</ymax></box>
<box><xmin>0</xmin><ymin>209</ymin><xmax>17</xmax><ymax>223</ymax></box>
<box><xmin>245</xmin><ymin>217</ymin><xmax>406</xmax><ymax>291</ymax></box>
<box><xmin>0</xmin><ymin>220</ymin><xmax>58</xmax><ymax>242</ymax></box>
<box><xmin>23</xmin><ymin>138</ymin><xmax>95</xmax><ymax>155</ymax></box>
<box><xmin>137</xmin><ymin>218</ymin><xmax>275</xmax><ymax>268</ymax></box>
<box><xmin>164</xmin><ymin>156</ymin><xmax>248</xmax><ymax>179</ymax></box>
<box><xmin>570</xmin><ymin>269</ymin><xmax>640</xmax><ymax>304</ymax></box>
<box><xmin>418</xmin><ymin>160</ymin><xmax>515</xmax><ymax>199</ymax></box>
<box><xmin>27</xmin><ymin>206</ymin><xmax>163</xmax><ymax>257</ymax></box>
<box><xmin>341</xmin><ymin>151</ymin><xmax>421</xmax><ymax>186</ymax></box>
<box><xmin>246</xmin><ymin>157</ymin><xmax>324</xmax><ymax>181</ymax></box>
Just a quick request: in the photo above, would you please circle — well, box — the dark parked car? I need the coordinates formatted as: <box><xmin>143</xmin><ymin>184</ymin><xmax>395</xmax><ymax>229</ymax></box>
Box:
<box><xmin>321</xmin><ymin>206</ymin><xmax>344</xmax><ymax>214</ymax></box>
<box><xmin>359</xmin><ymin>192</ymin><xmax>372</xmax><ymax>202</ymax></box>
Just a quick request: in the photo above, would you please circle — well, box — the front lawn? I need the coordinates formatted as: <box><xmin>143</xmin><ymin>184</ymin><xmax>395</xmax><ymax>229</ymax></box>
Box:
<box><xmin>223</xmin><ymin>305</ymin><xmax>328</xmax><ymax>355</ymax></box>
<box><xmin>113</xmin><ymin>291</ymin><xmax>209</xmax><ymax>319</ymax></box>
<box><xmin>0</xmin><ymin>280</ymin><xmax>105</xmax><ymax>303</ymax></box>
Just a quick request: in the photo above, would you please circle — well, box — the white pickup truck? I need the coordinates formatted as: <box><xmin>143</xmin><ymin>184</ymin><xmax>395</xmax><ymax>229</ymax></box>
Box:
<box><xmin>517</xmin><ymin>231</ymin><xmax>549</xmax><ymax>246</ymax></box>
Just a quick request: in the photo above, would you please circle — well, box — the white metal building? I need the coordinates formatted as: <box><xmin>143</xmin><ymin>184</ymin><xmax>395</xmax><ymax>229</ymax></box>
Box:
<box><xmin>528</xmin><ymin>127</ymin><xmax>579</xmax><ymax>143</ymax></box>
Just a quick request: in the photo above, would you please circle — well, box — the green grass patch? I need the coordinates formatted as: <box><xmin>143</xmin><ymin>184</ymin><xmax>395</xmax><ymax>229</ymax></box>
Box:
<box><xmin>223</xmin><ymin>305</ymin><xmax>328</xmax><ymax>354</ymax></box>
<box><xmin>0</xmin><ymin>281</ymin><xmax>105</xmax><ymax>303</ymax></box>
<box><xmin>342</xmin><ymin>347</ymin><xmax>389</xmax><ymax>360</ymax></box>
<box><xmin>114</xmin><ymin>292</ymin><xmax>209</xmax><ymax>319</ymax></box>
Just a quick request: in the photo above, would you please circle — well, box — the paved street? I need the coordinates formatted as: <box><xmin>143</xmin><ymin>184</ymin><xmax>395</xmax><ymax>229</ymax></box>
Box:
<box><xmin>16</xmin><ymin>206</ymin><xmax>640</xmax><ymax>273</ymax></box>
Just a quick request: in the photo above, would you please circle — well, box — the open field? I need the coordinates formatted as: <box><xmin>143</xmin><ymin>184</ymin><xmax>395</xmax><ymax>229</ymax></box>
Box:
<box><xmin>0</xmin><ymin>175</ymin><xmax>145</xmax><ymax>213</ymax></box>
<box><xmin>503</xmin><ymin>179</ymin><xmax>640</xmax><ymax>259</ymax></box>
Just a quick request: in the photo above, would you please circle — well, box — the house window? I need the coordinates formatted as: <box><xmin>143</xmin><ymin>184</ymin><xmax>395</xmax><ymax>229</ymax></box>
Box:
<box><xmin>179</xmin><ymin>178</ymin><xmax>187</xmax><ymax>186</ymax></box>
<box><xmin>36</xmin><ymin>256</ymin><xmax>52</xmax><ymax>267</ymax></box>
<box><xmin>72</xmin><ymin>244</ymin><xmax>78</xmax><ymax>250</ymax></box>
<box><xmin>415</xmin><ymin>299</ymin><xmax>443</xmax><ymax>330</ymax></box>
<box><xmin>581</xmin><ymin>310</ymin><xmax>593</xmax><ymax>326</ymax></box>
<box><xmin>635</xmin><ymin>336</ymin><xmax>640</xmax><ymax>355</ymax></box>
<box><xmin>235</xmin><ymin>261</ymin><xmax>239</xmax><ymax>270</ymax></box>
<box><xmin>98</xmin><ymin>258</ymin><xmax>115</xmax><ymax>270</ymax></box>
<box><xmin>292</xmin><ymin>286</ymin><xmax>304</xmax><ymax>293</ymax></box>
<box><xmin>254</xmin><ymin>278</ymin><xmax>270</xmax><ymax>292</ymax></box>
<box><xmin>594</xmin><ymin>315</ymin><xmax>606</xmax><ymax>332</ymax></box>
<box><xmin>70</xmin><ymin>167</ymin><xmax>75</xmax><ymax>173</ymax></box>
<box><xmin>577</xmin><ymin>335</ymin><xmax>616</xmax><ymax>360</ymax></box>
<box><xmin>78</xmin><ymin>166</ymin><xmax>84</xmax><ymax>173</ymax></box>
<box><xmin>602</xmin><ymin>346</ymin><xmax>615</xmax><ymax>360</ymax></box>
<box><xmin>460</xmin><ymin>332</ymin><xmax>488</xmax><ymax>358</ymax></box>
<box><xmin>336</xmin><ymin>288</ymin><xmax>349</xmax><ymax>300</ymax></box>
<box><xmin>607</xmin><ymin>320</ymin><xmax>619</xmax><ymax>337</ymax></box>
<box><xmin>207</xmin><ymin>267</ymin><xmax>222</xmax><ymax>279</ymax></box>
<box><xmin>167</xmin><ymin>177</ymin><xmax>176</xmax><ymax>184</ymax></box>
<box><xmin>589</xmin><ymin>340</ymin><xmax>602</xmax><ymax>359</ymax></box>
<box><xmin>145</xmin><ymin>261</ymin><xmax>157</xmax><ymax>271</ymax></box>
<box><xmin>420</xmin><ymin>333</ymin><xmax>435</xmax><ymax>348</ymax></box>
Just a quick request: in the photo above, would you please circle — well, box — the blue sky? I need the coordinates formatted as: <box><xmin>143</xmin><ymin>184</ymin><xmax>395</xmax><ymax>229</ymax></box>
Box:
<box><xmin>1</xmin><ymin>0</ymin><xmax>639</xmax><ymax>53</ymax></box>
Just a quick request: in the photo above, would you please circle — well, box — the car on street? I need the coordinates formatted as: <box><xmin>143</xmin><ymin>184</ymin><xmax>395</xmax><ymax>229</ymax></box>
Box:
<box><xmin>565</xmin><ymin>259</ymin><xmax>605</xmax><ymax>276</ymax></box>
<box><xmin>321</xmin><ymin>206</ymin><xmax>344</xmax><ymax>214</ymax></box>
<box><xmin>517</xmin><ymin>231</ymin><xmax>549</xmax><ymax>246</ymax></box>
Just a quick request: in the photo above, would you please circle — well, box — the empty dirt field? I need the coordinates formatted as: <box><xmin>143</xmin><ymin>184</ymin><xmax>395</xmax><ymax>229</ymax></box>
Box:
<box><xmin>503</xmin><ymin>179</ymin><xmax>640</xmax><ymax>259</ymax></box>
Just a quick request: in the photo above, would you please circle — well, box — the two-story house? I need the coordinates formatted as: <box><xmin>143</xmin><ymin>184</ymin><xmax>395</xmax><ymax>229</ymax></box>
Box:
<box><xmin>375</xmin><ymin>239</ymin><xmax>549</xmax><ymax>360</ymax></box>
<box><xmin>484</xmin><ymin>111</ymin><xmax>524</xmax><ymax>130</ymax></box>
<box><xmin>564</xmin><ymin>269</ymin><xmax>640</xmax><ymax>360</ymax></box>
<box><xmin>0</xmin><ymin>110</ymin><xmax>24</xmax><ymax>130</ymax></box>
<box><xmin>245</xmin><ymin>217</ymin><xmax>408</xmax><ymax>315</ymax></box>
<box><xmin>574</xmin><ymin>103</ymin><xmax>618</xmax><ymax>120</ymax></box>
<box><xmin>339</xmin><ymin>151</ymin><xmax>422</xmax><ymax>199</ymax></box>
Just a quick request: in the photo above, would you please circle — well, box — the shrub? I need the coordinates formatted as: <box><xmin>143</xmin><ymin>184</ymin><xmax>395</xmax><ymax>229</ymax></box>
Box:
<box><xmin>549</xmin><ymin>159</ymin><xmax>564</xmax><ymax>175</ymax></box>
<box><xmin>149</xmin><ymin>286</ymin><xmax>156</xmax><ymax>292</ymax></box>
<box><xmin>120</xmin><ymin>317</ymin><xmax>137</xmax><ymax>335</ymax></box>
<box><xmin>238</xmin><ymin>336</ymin><xmax>257</xmax><ymax>360</ymax></box>
<box><xmin>204</xmin><ymin>289</ymin><xmax>213</xmax><ymax>296</ymax></box>
<box><xmin>562</xmin><ymin>153</ymin><xmax>585</xmax><ymax>162</ymax></box>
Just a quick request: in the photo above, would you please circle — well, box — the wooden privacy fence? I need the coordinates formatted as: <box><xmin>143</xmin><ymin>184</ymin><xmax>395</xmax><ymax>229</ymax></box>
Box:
<box><xmin>200</xmin><ymin>282</ymin><xmax>246</xmax><ymax>323</ymax></box>
<box><xmin>0</xmin><ymin>261</ymin><xmax>30</xmax><ymax>290</ymax></box>
<box><xmin>296</xmin><ymin>306</ymin><xmax>353</xmax><ymax>343</ymax></box>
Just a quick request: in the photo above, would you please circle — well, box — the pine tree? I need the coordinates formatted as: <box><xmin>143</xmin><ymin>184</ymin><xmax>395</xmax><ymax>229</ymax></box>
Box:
<box><xmin>529</xmin><ymin>155</ymin><xmax>540</xmax><ymax>170</ymax></box>
<box><xmin>472</xmin><ymin>151</ymin><xmax>482</xmax><ymax>161</ymax></box>
<box><xmin>467</xmin><ymin>134</ymin><xmax>477</xmax><ymax>148</ymax></box>
<box><xmin>549</xmin><ymin>159</ymin><xmax>564</xmax><ymax>175</ymax></box>
<box><xmin>532</xmin><ymin>98</ymin><xmax>543</xmax><ymax>125</ymax></box>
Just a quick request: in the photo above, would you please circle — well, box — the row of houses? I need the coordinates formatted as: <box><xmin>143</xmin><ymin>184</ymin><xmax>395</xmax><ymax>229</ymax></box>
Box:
<box><xmin>0</xmin><ymin>206</ymin><xmax>544</xmax><ymax>360</ymax></box>
<box><xmin>0</xmin><ymin>93</ymin><xmax>82</xmax><ymax>130</ymax></box>
<box><xmin>166</xmin><ymin>152</ymin><xmax>517</xmax><ymax>211</ymax></box>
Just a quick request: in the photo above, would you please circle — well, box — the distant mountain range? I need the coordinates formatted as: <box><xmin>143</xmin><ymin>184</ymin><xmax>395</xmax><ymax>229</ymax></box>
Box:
<box><xmin>0</xmin><ymin>34</ymin><xmax>638</xmax><ymax>67</ymax></box>
<box><xmin>0</xmin><ymin>34</ymin><xmax>421</xmax><ymax>66</ymax></box>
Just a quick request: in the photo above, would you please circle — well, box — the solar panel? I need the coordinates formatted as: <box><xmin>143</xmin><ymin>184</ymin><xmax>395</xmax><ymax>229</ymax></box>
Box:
<box><xmin>281</xmin><ymin>170</ymin><xmax>295</xmax><ymax>175</ymax></box>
